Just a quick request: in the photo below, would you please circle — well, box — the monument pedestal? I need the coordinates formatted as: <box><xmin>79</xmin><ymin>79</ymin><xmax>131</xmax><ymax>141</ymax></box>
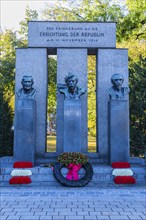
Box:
<box><xmin>108</xmin><ymin>100</ymin><xmax>129</xmax><ymax>164</ymax></box>
<box><xmin>14</xmin><ymin>99</ymin><xmax>36</xmax><ymax>164</ymax></box>
<box><xmin>64</xmin><ymin>100</ymin><xmax>81</xmax><ymax>152</ymax></box>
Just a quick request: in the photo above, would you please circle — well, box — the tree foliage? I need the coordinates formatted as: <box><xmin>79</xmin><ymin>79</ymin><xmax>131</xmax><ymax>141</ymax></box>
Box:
<box><xmin>48</xmin><ymin>57</ymin><xmax>57</xmax><ymax>116</ymax></box>
<box><xmin>129</xmin><ymin>57</ymin><xmax>146</xmax><ymax>156</ymax></box>
<box><xmin>0</xmin><ymin>7</ymin><xmax>38</xmax><ymax>156</ymax></box>
<box><xmin>0</xmin><ymin>30</ymin><xmax>22</xmax><ymax>156</ymax></box>
<box><xmin>88</xmin><ymin>56</ymin><xmax>96</xmax><ymax>137</ymax></box>
<box><xmin>117</xmin><ymin>0</ymin><xmax>146</xmax><ymax>42</ymax></box>
<box><xmin>18</xmin><ymin>5</ymin><xmax>38</xmax><ymax>44</ymax></box>
<box><xmin>0</xmin><ymin>91</ymin><xmax>14</xmax><ymax>156</ymax></box>
<box><xmin>42</xmin><ymin>0</ymin><xmax>123</xmax><ymax>22</ymax></box>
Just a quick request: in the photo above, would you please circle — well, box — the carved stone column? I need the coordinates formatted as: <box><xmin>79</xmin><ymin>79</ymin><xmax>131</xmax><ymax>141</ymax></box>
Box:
<box><xmin>14</xmin><ymin>99</ymin><xmax>36</xmax><ymax>164</ymax></box>
<box><xmin>64</xmin><ymin>100</ymin><xmax>82</xmax><ymax>152</ymax></box>
<box><xmin>108</xmin><ymin>100</ymin><xmax>129</xmax><ymax>163</ymax></box>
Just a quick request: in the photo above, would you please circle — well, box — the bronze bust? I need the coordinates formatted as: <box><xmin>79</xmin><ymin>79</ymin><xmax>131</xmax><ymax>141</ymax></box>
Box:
<box><xmin>58</xmin><ymin>73</ymin><xmax>86</xmax><ymax>100</ymax></box>
<box><xmin>109</xmin><ymin>74</ymin><xmax>130</xmax><ymax>100</ymax></box>
<box><xmin>17</xmin><ymin>76</ymin><xmax>36</xmax><ymax>99</ymax></box>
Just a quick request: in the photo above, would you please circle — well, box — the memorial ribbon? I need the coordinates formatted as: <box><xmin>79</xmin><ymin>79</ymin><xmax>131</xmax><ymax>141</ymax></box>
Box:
<box><xmin>66</xmin><ymin>163</ymin><xmax>82</xmax><ymax>181</ymax></box>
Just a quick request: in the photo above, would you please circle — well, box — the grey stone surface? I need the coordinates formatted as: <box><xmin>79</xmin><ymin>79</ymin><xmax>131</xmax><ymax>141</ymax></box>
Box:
<box><xmin>1</xmin><ymin>186</ymin><xmax>146</xmax><ymax>220</ymax></box>
<box><xmin>1</xmin><ymin>159</ymin><xmax>145</xmax><ymax>186</ymax></box>
<box><xmin>108</xmin><ymin>100</ymin><xmax>129</xmax><ymax>163</ymax></box>
<box><xmin>56</xmin><ymin>49</ymin><xmax>88</xmax><ymax>153</ymax></box>
<box><xmin>96</xmin><ymin>49</ymin><xmax>128</xmax><ymax>158</ymax></box>
<box><xmin>15</xmin><ymin>48</ymin><xmax>48</xmax><ymax>158</ymax></box>
<box><xmin>14</xmin><ymin>99</ymin><xmax>35</xmax><ymax>164</ymax></box>
<box><xmin>64</xmin><ymin>100</ymin><xmax>81</xmax><ymax>152</ymax></box>
<box><xmin>14</xmin><ymin>22</ymin><xmax>130</xmax><ymax>163</ymax></box>
<box><xmin>28</xmin><ymin>21</ymin><xmax>116</xmax><ymax>49</ymax></box>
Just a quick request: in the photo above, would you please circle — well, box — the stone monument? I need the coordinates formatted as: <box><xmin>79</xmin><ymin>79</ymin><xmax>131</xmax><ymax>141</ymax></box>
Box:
<box><xmin>14</xmin><ymin>76</ymin><xmax>36</xmax><ymax>164</ymax></box>
<box><xmin>14</xmin><ymin>21</ymin><xmax>129</xmax><ymax>164</ymax></box>
<box><xmin>108</xmin><ymin>74</ymin><xmax>130</xmax><ymax>163</ymax></box>
<box><xmin>58</xmin><ymin>73</ymin><xmax>86</xmax><ymax>152</ymax></box>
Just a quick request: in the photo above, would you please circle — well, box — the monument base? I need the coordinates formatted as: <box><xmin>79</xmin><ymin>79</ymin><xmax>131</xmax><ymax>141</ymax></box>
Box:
<box><xmin>108</xmin><ymin>100</ymin><xmax>129</xmax><ymax>164</ymax></box>
<box><xmin>14</xmin><ymin>99</ymin><xmax>36</xmax><ymax>164</ymax></box>
<box><xmin>64</xmin><ymin>100</ymin><xmax>81</xmax><ymax>152</ymax></box>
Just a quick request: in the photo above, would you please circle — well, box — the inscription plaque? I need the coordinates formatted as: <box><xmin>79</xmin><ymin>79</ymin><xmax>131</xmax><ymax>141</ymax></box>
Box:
<box><xmin>112</xmin><ymin>102</ymin><xmax>127</xmax><ymax>111</ymax></box>
<box><xmin>28</xmin><ymin>21</ymin><xmax>116</xmax><ymax>48</ymax></box>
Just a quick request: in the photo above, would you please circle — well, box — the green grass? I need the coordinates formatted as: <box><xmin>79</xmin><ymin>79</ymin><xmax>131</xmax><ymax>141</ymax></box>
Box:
<box><xmin>47</xmin><ymin>135</ymin><xmax>56</xmax><ymax>152</ymax></box>
<box><xmin>88</xmin><ymin>136</ymin><xmax>96</xmax><ymax>152</ymax></box>
<box><xmin>46</xmin><ymin>135</ymin><xmax>96</xmax><ymax>152</ymax></box>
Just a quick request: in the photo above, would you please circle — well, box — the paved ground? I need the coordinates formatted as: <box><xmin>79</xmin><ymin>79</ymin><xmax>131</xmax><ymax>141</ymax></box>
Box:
<box><xmin>0</xmin><ymin>186</ymin><xmax>146</xmax><ymax>220</ymax></box>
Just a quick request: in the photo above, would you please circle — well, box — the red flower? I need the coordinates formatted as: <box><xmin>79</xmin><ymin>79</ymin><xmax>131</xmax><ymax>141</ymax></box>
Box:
<box><xmin>114</xmin><ymin>176</ymin><xmax>136</xmax><ymax>184</ymax></box>
<box><xmin>112</xmin><ymin>162</ymin><xmax>130</xmax><ymax>168</ymax></box>
<box><xmin>9</xmin><ymin>176</ymin><xmax>32</xmax><ymax>184</ymax></box>
<box><xmin>13</xmin><ymin>162</ymin><xmax>33</xmax><ymax>168</ymax></box>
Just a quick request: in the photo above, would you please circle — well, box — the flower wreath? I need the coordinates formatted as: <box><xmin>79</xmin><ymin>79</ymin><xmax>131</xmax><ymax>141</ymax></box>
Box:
<box><xmin>58</xmin><ymin>152</ymin><xmax>88</xmax><ymax>166</ymax></box>
<box><xmin>53</xmin><ymin>152</ymin><xmax>93</xmax><ymax>187</ymax></box>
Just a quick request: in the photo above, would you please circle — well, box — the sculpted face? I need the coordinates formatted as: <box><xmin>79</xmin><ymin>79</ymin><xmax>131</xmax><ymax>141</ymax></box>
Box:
<box><xmin>111</xmin><ymin>74</ymin><xmax>124</xmax><ymax>90</ymax></box>
<box><xmin>22</xmin><ymin>76</ymin><xmax>33</xmax><ymax>91</ymax></box>
<box><xmin>66</xmin><ymin>76</ymin><xmax>78</xmax><ymax>91</ymax></box>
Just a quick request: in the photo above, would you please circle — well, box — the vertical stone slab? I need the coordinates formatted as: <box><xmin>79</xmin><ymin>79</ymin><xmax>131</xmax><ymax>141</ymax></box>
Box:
<box><xmin>14</xmin><ymin>99</ymin><xmax>35</xmax><ymax>164</ymax></box>
<box><xmin>109</xmin><ymin>100</ymin><xmax>129</xmax><ymax>163</ymax></box>
<box><xmin>57</xmin><ymin>49</ymin><xmax>87</xmax><ymax>153</ymax></box>
<box><xmin>14</xmin><ymin>48</ymin><xmax>48</xmax><ymax>158</ymax></box>
<box><xmin>64</xmin><ymin>100</ymin><xmax>81</xmax><ymax>152</ymax></box>
<box><xmin>97</xmin><ymin>49</ymin><xmax>129</xmax><ymax>158</ymax></box>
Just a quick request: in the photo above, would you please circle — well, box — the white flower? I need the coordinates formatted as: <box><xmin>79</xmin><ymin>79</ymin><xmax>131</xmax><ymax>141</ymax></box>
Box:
<box><xmin>11</xmin><ymin>169</ymin><xmax>32</xmax><ymax>176</ymax></box>
<box><xmin>112</xmin><ymin>169</ymin><xmax>133</xmax><ymax>176</ymax></box>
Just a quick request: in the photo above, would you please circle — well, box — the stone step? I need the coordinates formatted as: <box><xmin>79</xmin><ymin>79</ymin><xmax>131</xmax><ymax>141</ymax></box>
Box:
<box><xmin>1</xmin><ymin>174</ymin><xmax>145</xmax><ymax>184</ymax></box>
<box><xmin>1</xmin><ymin>157</ymin><xmax>145</xmax><ymax>187</ymax></box>
<box><xmin>1</xmin><ymin>164</ymin><xmax>145</xmax><ymax>174</ymax></box>
<box><xmin>0</xmin><ymin>156</ymin><xmax>15</xmax><ymax>167</ymax></box>
<box><xmin>1</xmin><ymin>181</ymin><xmax>145</xmax><ymax>187</ymax></box>
<box><xmin>0</xmin><ymin>165</ymin><xmax>145</xmax><ymax>187</ymax></box>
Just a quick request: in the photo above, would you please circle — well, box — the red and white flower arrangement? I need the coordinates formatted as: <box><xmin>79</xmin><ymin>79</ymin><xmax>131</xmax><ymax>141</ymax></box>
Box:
<box><xmin>112</xmin><ymin>168</ymin><xmax>133</xmax><ymax>176</ymax></box>
<box><xmin>9</xmin><ymin>176</ymin><xmax>32</xmax><ymax>184</ymax></box>
<box><xmin>13</xmin><ymin>161</ymin><xmax>33</xmax><ymax>168</ymax></box>
<box><xmin>11</xmin><ymin>169</ymin><xmax>32</xmax><ymax>176</ymax></box>
<box><xmin>9</xmin><ymin>161</ymin><xmax>33</xmax><ymax>185</ymax></box>
<box><xmin>112</xmin><ymin>162</ymin><xmax>130</xmax><ymax>168</ymax></box>
<box><xmin>111</xmin><ymin>162</ymin><xmax>136</xmax><ymax>184</ymax></box>
<box><xmin>114</xmin><ymin>176</ymin><xmax>136</xmax><ymax>184</ymax></box>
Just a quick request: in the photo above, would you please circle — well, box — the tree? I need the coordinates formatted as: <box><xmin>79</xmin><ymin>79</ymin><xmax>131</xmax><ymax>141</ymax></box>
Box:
<box><xmin>48</xmin><ymin>57</ymin><xmax>57</xmax><ymax>116</ymax></box>
<box><xmin>129</xmin><ymin>57</ymin><xmax>146</xmax><ymax>156</ymax></box>
<box><xmin>88</xmin><ymin>56</ymin><xmax>96</xmax><ymax>137</ymax></box>
<box><xmin>42</xmin><ymin>0</ymin><xmax>123</xmax><ymax>22</ymax></box>
<box><xmin>0</xmin><ymin>30</ymin><xmax>21</xmax><ymax>156</ymax></box>
<box><xmin>18</xmin><ymin>5</ymin><xmax>38</xmax><ymax>44</ymax></box>
<box><xmin>0</xmin><ymin>91</ymin><xmax>14</xmax><ymax>156</ymax></box>
<box><xmin>117</xmin><ymin>0</ymin><xmax>146</xmax><ymax>42</ymax></box>
<box><xmin>0</xmin><ymin>7</ymin><xmax>39</xmax><ymax>156</ymax></box>
<box><xmin>117</xmin><ymin>0</ymin><xmax>146</xmax><ymax>156</ymax></box>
